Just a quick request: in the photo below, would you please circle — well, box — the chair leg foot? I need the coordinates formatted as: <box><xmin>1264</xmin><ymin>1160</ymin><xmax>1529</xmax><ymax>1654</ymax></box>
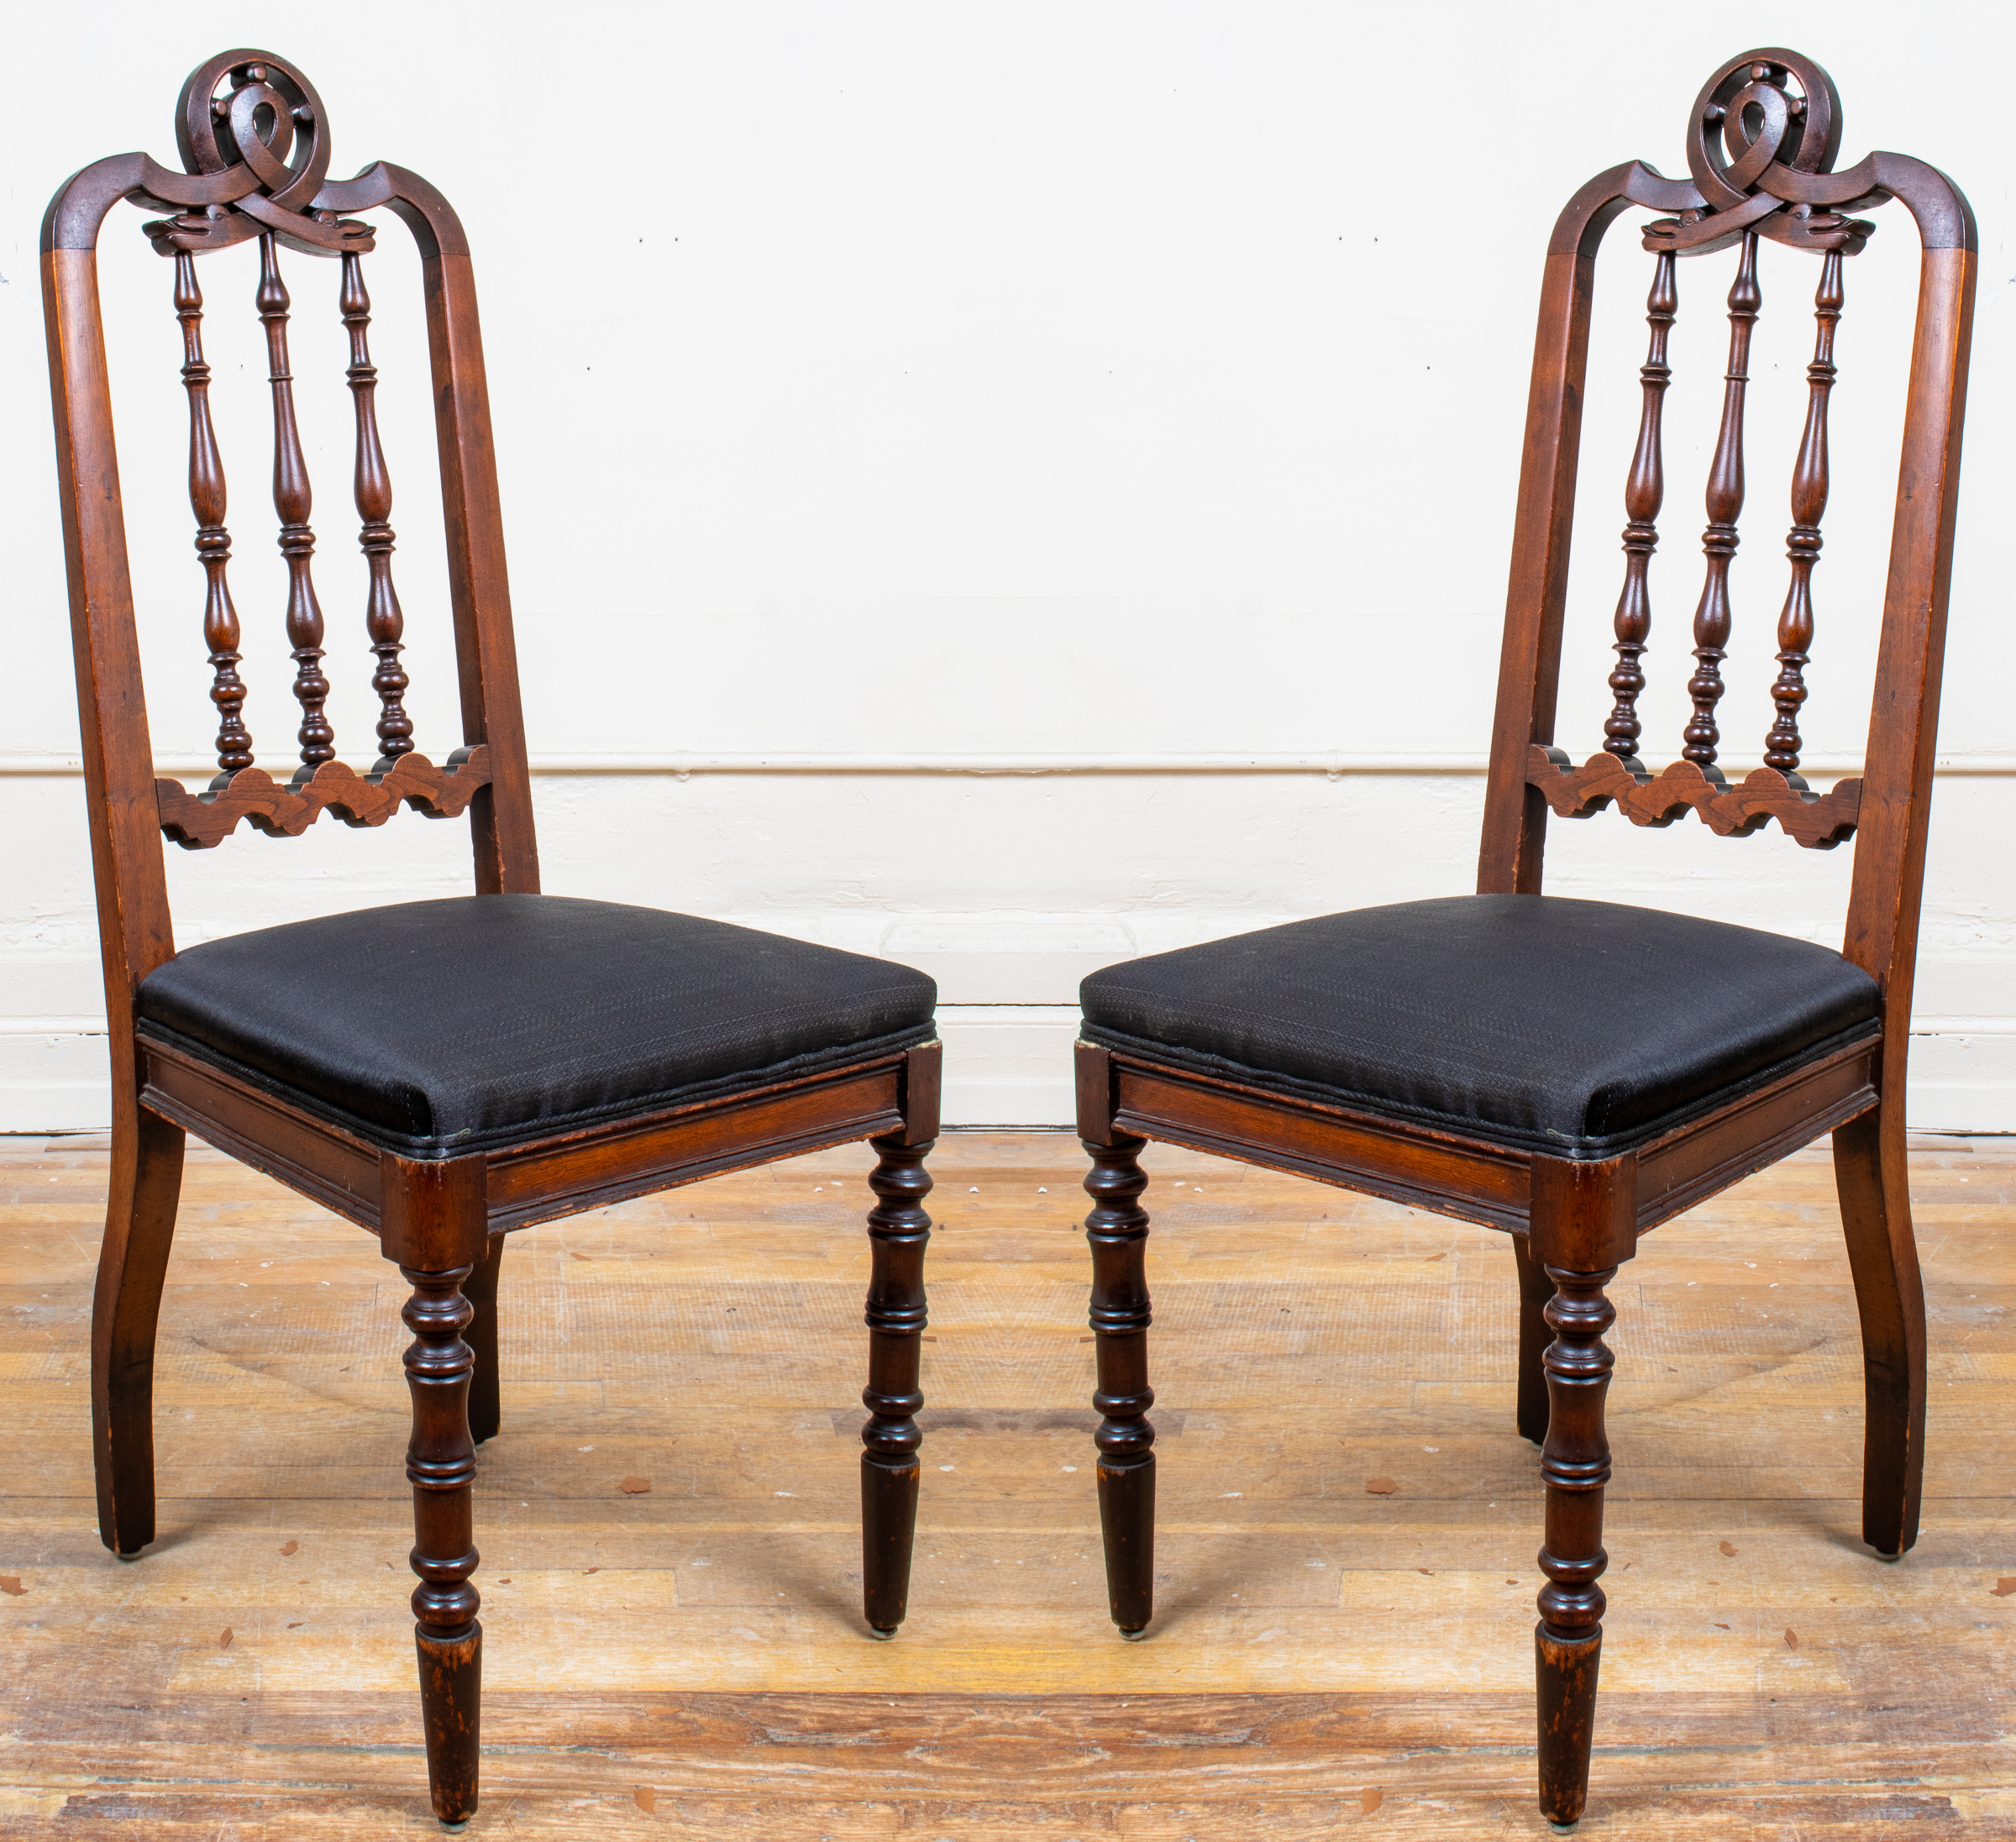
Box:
<box><xmin>1536</xmin><ymin>1624</ymin><xmax>1602</xmax><ymax>1826</ymax></box>
<box><xmin>861</xmin><ymin>1449</ymin><xmax>921</xmax><ymax>1635</ymax></box>
<box><xmin>861</xmin><ymin>1131</ymin><xmax>933</xmax><ymax>1635</ymax></box>
<box><xmin>415</xmin><ymin>1624</ymin><xmax>482</xmax><ymax>1825</ymax></box>
<box><xmin>1833</xmin><ymin>1105</ymin><xmax>1926</xmax><ymax>1557</ymax></box>
<box><xmin>1098</xmin><ymin>1452</ymin><xmax>1156</xmax><ymax>1635</ymax></box>
<box><xmin>92</xmin><ymin>1105</ymin><xmax>186</xmax><ymax>1558</ymax></box>
<box><xmin>1084</xmin><ymin>1131</ymin><xmax>1155</xmax><ymax>1636</ymax></box>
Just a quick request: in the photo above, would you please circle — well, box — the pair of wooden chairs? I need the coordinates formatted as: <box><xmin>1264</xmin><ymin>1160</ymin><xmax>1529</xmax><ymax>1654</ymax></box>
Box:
<box><xmin>44</xmin><ymin>45</ymin><xmax>1972</xmax><ymax>1830</ymax></box>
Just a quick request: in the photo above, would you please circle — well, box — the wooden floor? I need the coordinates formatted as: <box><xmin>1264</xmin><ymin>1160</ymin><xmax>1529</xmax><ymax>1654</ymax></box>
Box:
<box><xmin>3</xmin><ymin>1130</ymin><xmax>2013</xmax><ymax>1839</ymax></box>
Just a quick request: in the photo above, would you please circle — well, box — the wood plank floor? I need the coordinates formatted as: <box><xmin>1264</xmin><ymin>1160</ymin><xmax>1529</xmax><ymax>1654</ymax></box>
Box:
<box><xmin>3</xmin><ymin>1130</ymin><xmax>2013</xmax><ymax>1839</ymax></box>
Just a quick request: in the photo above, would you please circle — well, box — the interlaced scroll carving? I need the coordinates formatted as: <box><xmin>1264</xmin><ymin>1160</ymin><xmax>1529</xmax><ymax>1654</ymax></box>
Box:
<box><xmin>1643</xmin><ymin>54</ymin><xmax>1876</xmax><ymax>260</ymax></box>
<box><xmin>342</xmin><ymin>253</ymin><xmax>413</xmax><ymax>759</ymax></box>
<box><xmin>142</xmin><ymin>54</ymin><xmax>375</xmax><ymax>260</ymax></box>
<box><xmin>1765</xmin><ymin>251</ymin><xmax>1845</xmax><ymax>775</ymax></box>
<box><xmin>1683</xmin><ymin>232</ymin><xmax>1760</xmax><ymax>770</ymax></box>
<box><xmin>172</xmin><ymin>254</ymin><xmax>252</xmax><ymax>774</ymax></box>
<box><xmin>1603</xmin><ymin>253</ymin><xmax>1676</xmax><ymax>760</ymax></box>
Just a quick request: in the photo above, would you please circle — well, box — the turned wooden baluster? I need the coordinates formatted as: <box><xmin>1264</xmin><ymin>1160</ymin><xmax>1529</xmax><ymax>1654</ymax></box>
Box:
<box><xmin>1684</xmin><ymin>232</ymin><xmax>1761</xmax><ymax>769</ymax></box>
<box><xmin>257</xmin><ymin>234</ymin><xmax>334</xmax><ymax>769</ymax></box>
<box><xmin>341</xmin><ymin>253</ymin><xmax>413</xmax><ymax>761</ymax></box>
<box><xmin>1084</xmin><ymin>1131</ymin><xmax>1154</xmax><ymax>1636</ymax></box>
<box><xmin>173</xmin><ymin>253</ymin><xmax>253</xmax><ymax>774</ymax></box>
<box><xmin>1535</xmin><ymin>1264</ymin><xmax>1617</xmax><ymax>1827</ymax></box>
<box><xmin>1765</xmin><ymin>250</ymin><xmax>1845</xmax><ymax>777</ymax></box>
<box><xmin>402</xmin><ymin>1262</ymin><xmax>482</xmax><ymax>1824</ymax></box>
<box><xmin>861</xmin><ymin>1131</ymin><xmax>933</xmax><ymax>1635</ymax></box>
<box><xmin>1604</xmin><ymin>251</ymin><xmax>1677</xmax><ymax>760</ymax></box>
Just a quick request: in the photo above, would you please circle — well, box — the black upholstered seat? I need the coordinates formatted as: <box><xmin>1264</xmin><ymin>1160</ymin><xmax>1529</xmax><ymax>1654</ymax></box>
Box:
<box><xmin>1079</xmin><ymin>895</ymin><xmax>1879</xmax><ymax>1157</ymax></box>
<box><xmin>138</xmin><ymin>895</ymin><xmax>938</xmax><ymax>1155</ymax></box>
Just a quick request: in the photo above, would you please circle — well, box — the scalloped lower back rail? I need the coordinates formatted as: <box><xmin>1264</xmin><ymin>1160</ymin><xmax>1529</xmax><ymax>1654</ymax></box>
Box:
<box><xmin>155</xmin><ymin>746</ymin><xmax>492</xmax><ymax>849</ymax></box>
<box><xmin>1526</xmin><ymin>743</ymin><xmax>1861</xmax><ymax>849</ymax></box>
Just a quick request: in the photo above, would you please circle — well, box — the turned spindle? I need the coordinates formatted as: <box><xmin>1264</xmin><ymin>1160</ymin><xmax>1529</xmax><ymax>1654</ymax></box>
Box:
<box><xmin>1765</xmin><ymin>249</ymin><xmax>1845</xmax><ymax>776</ymax></box>
<box><xmin>1535</xmin><ymin>1264</ymin><xmax>1617</xmax><ymax>1828</ymax></box>
<box><xmin>341</xmin><ymin>253</ymin><xmax>413</xmax><ymax>761</ymax></box>
<box><xmin>1604</xmin><ymin>251</ymin><xmax>1677</xmax><ymax>761</ymax></box>
<box><xmin>173</xmin><ymin>252</ymin><xmax>253</xmax><ymax>774</ymax></box>
<box><xmin>860</xmin><ymin>1132</ymin><xmax>933</xmax><ymax>1635</ymax></box>
<box><xmin>402</xmin><ymin>1262</ymin><xmax>482</xmax><ymax>1824</ymax></box>
<box><xmin>1683</xmin><ymin>232</ymin><xmax>1761</xmax><ymax>770</ymax></box>
<box><xmin>1084</xmin><ymin>1131</ymin><xmax>1154</xmax><ymax>1636</ymax></box>
<box><xmin>257</xmin><ymin>234</ymin><xmax>334</xmax><ymax>769</ymax></box>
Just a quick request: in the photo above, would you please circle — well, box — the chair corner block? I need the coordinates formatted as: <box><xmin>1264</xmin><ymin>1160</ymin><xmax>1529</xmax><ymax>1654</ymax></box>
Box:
<box><xmin>1528</xmin><ymin>1152</ymin><xmax>1640</xmax><ymax>1272</ymax></box>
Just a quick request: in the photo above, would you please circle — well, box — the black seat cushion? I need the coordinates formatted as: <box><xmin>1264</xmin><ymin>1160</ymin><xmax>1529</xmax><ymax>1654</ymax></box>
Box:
<box><xmin>138</xmin><ymin>895</ymin><xmax>937</xmax><ymax>1155</ymax></box>
<box><xmin>1079</xmin><ymin>895</ymin><xmax>1879</xmax><ymax>1157</ymax></box>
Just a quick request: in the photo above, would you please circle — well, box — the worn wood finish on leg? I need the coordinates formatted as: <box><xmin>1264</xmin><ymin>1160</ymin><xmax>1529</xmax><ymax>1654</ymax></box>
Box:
<box><xmin>1832</xmin><ymin>1100</ymin><xmax>1927</xmax><ymax>1556</ymax></box>
<box><xmin>462</xmin><ymin>1233</ymin><xmax>506</xmax><ymax>1447</ymax></box>
<box><xmin>381</xmin><ymin>1154</ymin><xmax>490</xmax><ymax>1827</ymax></box>
<box><xmin>399</xmin><ymin>1261</ymin><xmax>483</xmax><ymax>1826</ymax></box>
<box><xmin>1513</xmin><ymin>1234</ymin><xmax>1557</xmax><ymax>1447</ymax></box>
<box><xmin>8</xmin><ymin>1135</ymin><xmax>2016</xmax><ymax>1838</ymax></box>
<box><xmin>1534</xmin><ymin>1263</ymin><xmax>1617</xmax><ymax>1829</ymax></box>
<box><xmin>91</xmin><ymin>1103</ymin><xmax>186</xmax><ymax>1558</ymax></box>
<box><xmin>860</xmin><ymin>1132</ymin><xmax>932</xmax><ymax>1635</ymax></box>
<box><xmin>1084</xmin><ymin>1131</ymin><xmax>1155</xmax><ymax>1636</ymax></box>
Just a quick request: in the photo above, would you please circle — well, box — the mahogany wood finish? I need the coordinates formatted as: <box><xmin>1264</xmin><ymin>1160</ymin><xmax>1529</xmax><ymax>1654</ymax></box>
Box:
<box><xmin>1083</xmin><ymin>1125</ymin><xmax>1156</xmax><ymax>1636</ymax></box>
<box><xmin>1082</xmin><ymin>49</ymin><xmax>1974</xmax><ymax>1829</ymax></box>
<box><xmin>1511</xmin><ymin>1236</ymin><xmax>1557</xmax><ymax>1447</ymax></box>
<box><xmin>1603</xmin><ymin>251</ymin><xmax>1675</xmax><ymax>759</ymax></box>
<box><xmin>256</xmin><ymin>231</ymin><xmax>335</xmax><ymax>769</ymax></box>
<box><xmin>171</xmin><ymin>252</ymin><xmax>253</xmax><ymax>774</ymax></box>
<box><xmin>43</xmin><ymin>50</ymin><xmax>941</xmax><ymax>1828</ymax></box>
<box><xmin>1683</xmin><ymin>231</ymin><xmax>1760</xmax><ymax>769</ymax></box>
<box><xmin>340</xmin><ymin>250</ymin><xmax>414</xmax><ymax>759</ymax></box>
<box><xmin>1766</xmin><ymin>250</ymin><xmax>1845</xmax><ymax>774</ymax></box>
<box><xmin>155</xmin><ymin>745</ymin><xmax>493</xmax><ymax>848</ymax></box>
<box><xmin>1527</xmin><ymin>742</ymin><xmax>1861</xmax><ymax>847</ymax></box>
<box><xmin>463</xmin><ymin>1232</ymin><xmax>506</xmax><ymax>1447</ymax></box>
<box><xmin>1533</xmin><ymin>1265</ymin><xmax>1616</xmax><ymax>1818</ymax></box>
<box><xmin>861</xmin><ymin>1110</ymin><xmax>936</xmax><ymax>1635</ymax></box>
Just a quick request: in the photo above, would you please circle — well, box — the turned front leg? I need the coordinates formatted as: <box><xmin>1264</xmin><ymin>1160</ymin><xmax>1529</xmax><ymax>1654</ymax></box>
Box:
<box><xmin>861</xmin><ymin>1131</ymin><xmax>933</xmax><ymax>1635</ymax></box>
<box><xmin>1084</xmin><ymin>1131</ymin><xmax>1154</xmax><ymax>1636</ymax></box>
<box><xmin>402</xmin><ymin>1264</ymin><xmax>482</xmax><ymax>1825</ymax></box>
<box><xmin>1535</xmin><ymin>1264</ymin><xmax>1616</xmax><ymax>1828</ymax></box>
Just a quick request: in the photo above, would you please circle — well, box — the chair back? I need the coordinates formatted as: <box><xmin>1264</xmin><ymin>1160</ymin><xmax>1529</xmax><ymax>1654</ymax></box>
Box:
<box><xmin>1478</xmin><ymin>47</ymin><xmax>1974</xmax><ymax>1048</ymax></box>
<box><xmin>44</xmin><ymin>50</ymin><xmax>539</xmax><ymax>1062</ymax></box>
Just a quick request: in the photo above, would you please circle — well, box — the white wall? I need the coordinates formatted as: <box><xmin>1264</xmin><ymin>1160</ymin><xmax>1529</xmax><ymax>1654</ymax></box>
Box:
<box><xmin>3</xmin><ymin>1</ymin><xmax>2011</xmax><ymax>1131</ymax></box>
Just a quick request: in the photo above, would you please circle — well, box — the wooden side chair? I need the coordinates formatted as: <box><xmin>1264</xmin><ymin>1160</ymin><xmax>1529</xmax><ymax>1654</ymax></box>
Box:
<box><xmin>43</xmin><ymin>49</ymin><xmax>942</xmax><ymax>1828</ymax></box>
<box><xmin>1071</xmin><ymin>48</ymin><xmax>1973</xmax><ymax>1827</ymax></box>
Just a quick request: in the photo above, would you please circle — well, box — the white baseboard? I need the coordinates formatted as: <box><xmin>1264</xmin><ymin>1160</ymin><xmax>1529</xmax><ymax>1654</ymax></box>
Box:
<box><xmin>0</xmin><ymin>1028</ymin><xmax>111</xmax><ymax>1133</ymax></box>
<box><xmin>935</xmin><ymin>1005</ymin><xmax>1082</xmax><ymax>1126</ymax></box>
<box><xmin>1904</xmin><ymin>1029</ymin><xmax>2016</xmax><ymax>1134</ymax></box>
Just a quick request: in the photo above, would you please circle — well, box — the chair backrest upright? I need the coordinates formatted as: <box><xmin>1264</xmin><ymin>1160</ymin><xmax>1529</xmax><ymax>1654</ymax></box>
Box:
<box><xmin>43</xmin><ymin>49</ymin><xmax>540</xmax><ymax>1073</ymax></box>
<box><xmin>1478</xmin><ymin>47</ymin><xmax>1975</xmax><ymax>1038</ymax></box>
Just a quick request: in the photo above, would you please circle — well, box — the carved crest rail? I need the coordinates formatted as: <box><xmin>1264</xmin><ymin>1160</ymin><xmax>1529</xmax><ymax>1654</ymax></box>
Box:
<box><xmin>133</xmin><ymin>52</ymin><xmax>454</xmax><ymax>848</ymax></box>
<box><xmin>1536</xmin><ymin>51</ymin><xmax>1885</xmax><ymax>853</ymax></box>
